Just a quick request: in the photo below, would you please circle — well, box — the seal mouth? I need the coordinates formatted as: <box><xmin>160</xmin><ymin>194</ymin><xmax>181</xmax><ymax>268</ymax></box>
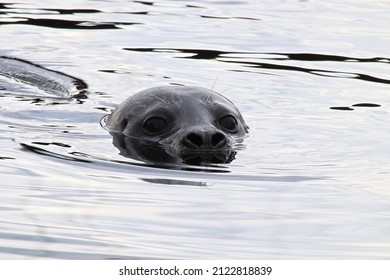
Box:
<box><xmin>180</xmin><ymin>149</ymin><xmax>237</xmax><ymax>165</ymax></box>
<box><xmin>181</xmin><ymin>146</ymin><xmax>233</xmax><ymax>154</ymax></box>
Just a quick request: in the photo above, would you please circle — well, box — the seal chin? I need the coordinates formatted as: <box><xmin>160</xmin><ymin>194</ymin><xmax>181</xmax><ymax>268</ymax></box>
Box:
<box><xmin>180</xmin><ymin>149</ymin><xmax>237</xmax><ymax>165</ymax></box>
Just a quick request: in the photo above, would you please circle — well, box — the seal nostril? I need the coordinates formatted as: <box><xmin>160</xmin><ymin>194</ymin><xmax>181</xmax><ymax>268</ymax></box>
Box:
<box><xmin>212</xmin><ymin>132</ymin><xmax>227</xmax><ymax>148</ymax></box>
<box><xmin>185</xmin><ymin>132</ymin><xmax>203</xmax><ymax>147</ymax></box>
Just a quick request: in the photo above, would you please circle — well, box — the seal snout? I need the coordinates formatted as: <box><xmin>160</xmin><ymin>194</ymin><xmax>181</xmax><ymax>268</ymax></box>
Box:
<box><xmin>182</xmin><ymin>128</ymin><xmax>229</xmax><ymax>151</ymax></box>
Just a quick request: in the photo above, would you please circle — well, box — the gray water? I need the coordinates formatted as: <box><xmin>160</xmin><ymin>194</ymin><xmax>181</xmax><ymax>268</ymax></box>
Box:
<box><xmin>1</xmin><ymin>0</ymin><xmax>390</xmax><ymax>259</ymax></box>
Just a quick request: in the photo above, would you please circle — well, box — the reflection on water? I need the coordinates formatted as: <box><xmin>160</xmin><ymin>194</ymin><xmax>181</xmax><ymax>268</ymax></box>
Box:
<box><xmin>1</xmin><ymin>0</ymin><xmax>390</xmax><ymax>259</ymax></box>
<box><xmin>0</xmin><ymin>3</ymin><xmax>138</xmax><ymax>29</ymax></box>
<box><xmin>125</xmin><ymin>48</ymin><xmax>390</xmax><ymax>85</ymax></box>
<box><xmin>330</xmin><ymin>103</ymin><xmax>381</xmax><ymax>111</ymax></box>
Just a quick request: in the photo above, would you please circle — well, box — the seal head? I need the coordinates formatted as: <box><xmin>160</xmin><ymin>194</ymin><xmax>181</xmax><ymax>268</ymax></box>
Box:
<box><xmin>105</xmin><ymin>86</ymin><xmax>248</xmax><ymax>164</ymax></box>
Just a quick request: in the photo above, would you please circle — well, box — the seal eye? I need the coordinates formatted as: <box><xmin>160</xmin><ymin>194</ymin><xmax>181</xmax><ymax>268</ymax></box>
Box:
<box><xmin>143</xmin><ymin>117</ymin><xmax>167</xmax><ymax>134</ymax></box>
<box><xmin>219</xmin><ymin>115</ymin><xmax>237</xmax><ymax>132</ymax></box>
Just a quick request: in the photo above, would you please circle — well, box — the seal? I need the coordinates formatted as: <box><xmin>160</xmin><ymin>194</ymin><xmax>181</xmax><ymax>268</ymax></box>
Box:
<box><xmin>104</xmin><ymin>86</ymin><xmax>248</xmax><ymax>164</ymax></box>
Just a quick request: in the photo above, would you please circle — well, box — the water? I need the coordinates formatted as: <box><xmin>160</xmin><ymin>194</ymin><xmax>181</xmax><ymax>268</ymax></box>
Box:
<box><xmin>1</xmin><ymin>0</ymin><xmax>390</xmax><ymax>259</ymax></box>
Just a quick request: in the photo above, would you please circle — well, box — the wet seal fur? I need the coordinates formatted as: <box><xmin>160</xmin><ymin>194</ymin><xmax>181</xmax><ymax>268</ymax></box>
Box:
<box><xmin>104</xmin><ymin>86</ymin><xmax>249</xmax><ymax>165</ymax></box>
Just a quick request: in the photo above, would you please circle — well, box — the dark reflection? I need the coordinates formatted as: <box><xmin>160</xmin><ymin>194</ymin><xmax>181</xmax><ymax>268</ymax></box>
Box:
<box><xmin>124</xmin><ymin>48</ymin><xmax>390</xmax><ymax>63</ymax></box>
<box><xmin>330</xmin><ymin>103</ymin><xmax>381</xmax><ymax>111</ymax></box>
<box><xmin>0</xmin><ymin>156</ymin><xmax>14</xmax><ymax>160</ymax></box>
<box><xmin>110</xmin><ymin>132</ymin><xmax>236</xmax><ymax>166</ymax></box>
<box><xmin>42</xmin><ymin>8</ymin><xmax>102</xmax><ymax>15</ymax></box>
<box><xmin>124</xmin><ymin>48</ymin><xmax>390</xmax><ymax>85</ymax></box>
<box><xmin>352</xmin><ymin>103</ymin><xmax>381</xmax><ymax>107</ymax></box>
<box><xmin>0</xmin><ymin>95</ymin><xmax>86</xmax><ymax>105</ymax></box>
<box><xmin>124</xmin><ymin>48</ymin><xmax>226</xmax><ymax>59</ymax></box>
<box><xmin>133</xmin><ymin>0</ymin><xmax>202</xmax><ymax>8</ymax></box>
<box><xmin>200</xmin><ymin>15</ymin><xmax>259</xmax><ymax>21</ymax></box>
<box><xmin>141</xmin><ymin>178</ymin><xmax>208</xmax><ymax>187</ymax></box>
<box><xmin>0</xmin><ymin>3</ymin><xmax>140</xmax><ymax>29</ymax></box>
<box><xmin>31</xmin><ymin>141</ymin><xmax>72</xmax><ymax>148</ymax></box>
<box><xmin>0</xmin><ymin>3</ymin><xmax>101</xmax><ymax>14</ymax></box>
<box><xmin>234</xmin><ymin>62</ymin><xmax>390</xmax><ymax>84</ymax></box>
<box><xmin>329</xmin><ymin>106</ymin><xmax>354</xmax><ymax>111</ymax></box>
<box><xmin>20</xmin><ymin>143</ymin><xmax>91</xmax><ymax>163</ymax></box>
<box><xmin>0</xmin><ymin>18</ymin><xmax>138</xmax><ymax>29</ymax></box>
<box><xmin>134</xmin><ymin>0</ymin><xmax>154</xmax><ymax>6</ymax></box>
<box><xmin>266</xmin><ymin>53</ymin><xmax>390</xmax><ymax>63</ymax></box>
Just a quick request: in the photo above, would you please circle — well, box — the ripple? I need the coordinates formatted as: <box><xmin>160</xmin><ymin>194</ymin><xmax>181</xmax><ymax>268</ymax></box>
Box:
<box><xmin>124</xmin><ymin>48</ymin><xmax>390</xmax><ymax>85</ymax></box>
<box><xmin>19</xmin><ymin>141</ymin><xmax>323</xmax><ymax>182</ymax></box>
<box><xmin>0</xmin><ymin>56</ymin><xmax>87</xmax><ymax>98</ymax></box>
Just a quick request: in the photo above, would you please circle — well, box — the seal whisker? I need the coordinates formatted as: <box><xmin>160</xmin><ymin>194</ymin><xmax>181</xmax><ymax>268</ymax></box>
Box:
<box><xmin>211</xmin><ymin>75</ymin><xmax>219</xmax><ymax>91</ymax></box>
<box><xmin>170</xmin><ymin>93</ymin><xmax>176</xmax><ymax>103</ymax></box>
<box><xmin>221</xmin><ymin>88</ymin><xmax>231</xmax><ymax>95</ymax></box>
<box><xmin>206</xmin><ymin>94</ymin><xmax>211</xmax><ymax>103</ymax></box>
<box><xmin>153</xmin><ymin>94</ymin><xmax>169</xmax><ymax>104</ymax></box>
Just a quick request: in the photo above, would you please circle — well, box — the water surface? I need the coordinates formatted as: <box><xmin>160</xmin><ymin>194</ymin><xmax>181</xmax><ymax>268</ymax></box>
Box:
<box><xmin>1</xmin><ymin>0</ymin><xmax>390</xmax><ymax>259</ymax></box>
